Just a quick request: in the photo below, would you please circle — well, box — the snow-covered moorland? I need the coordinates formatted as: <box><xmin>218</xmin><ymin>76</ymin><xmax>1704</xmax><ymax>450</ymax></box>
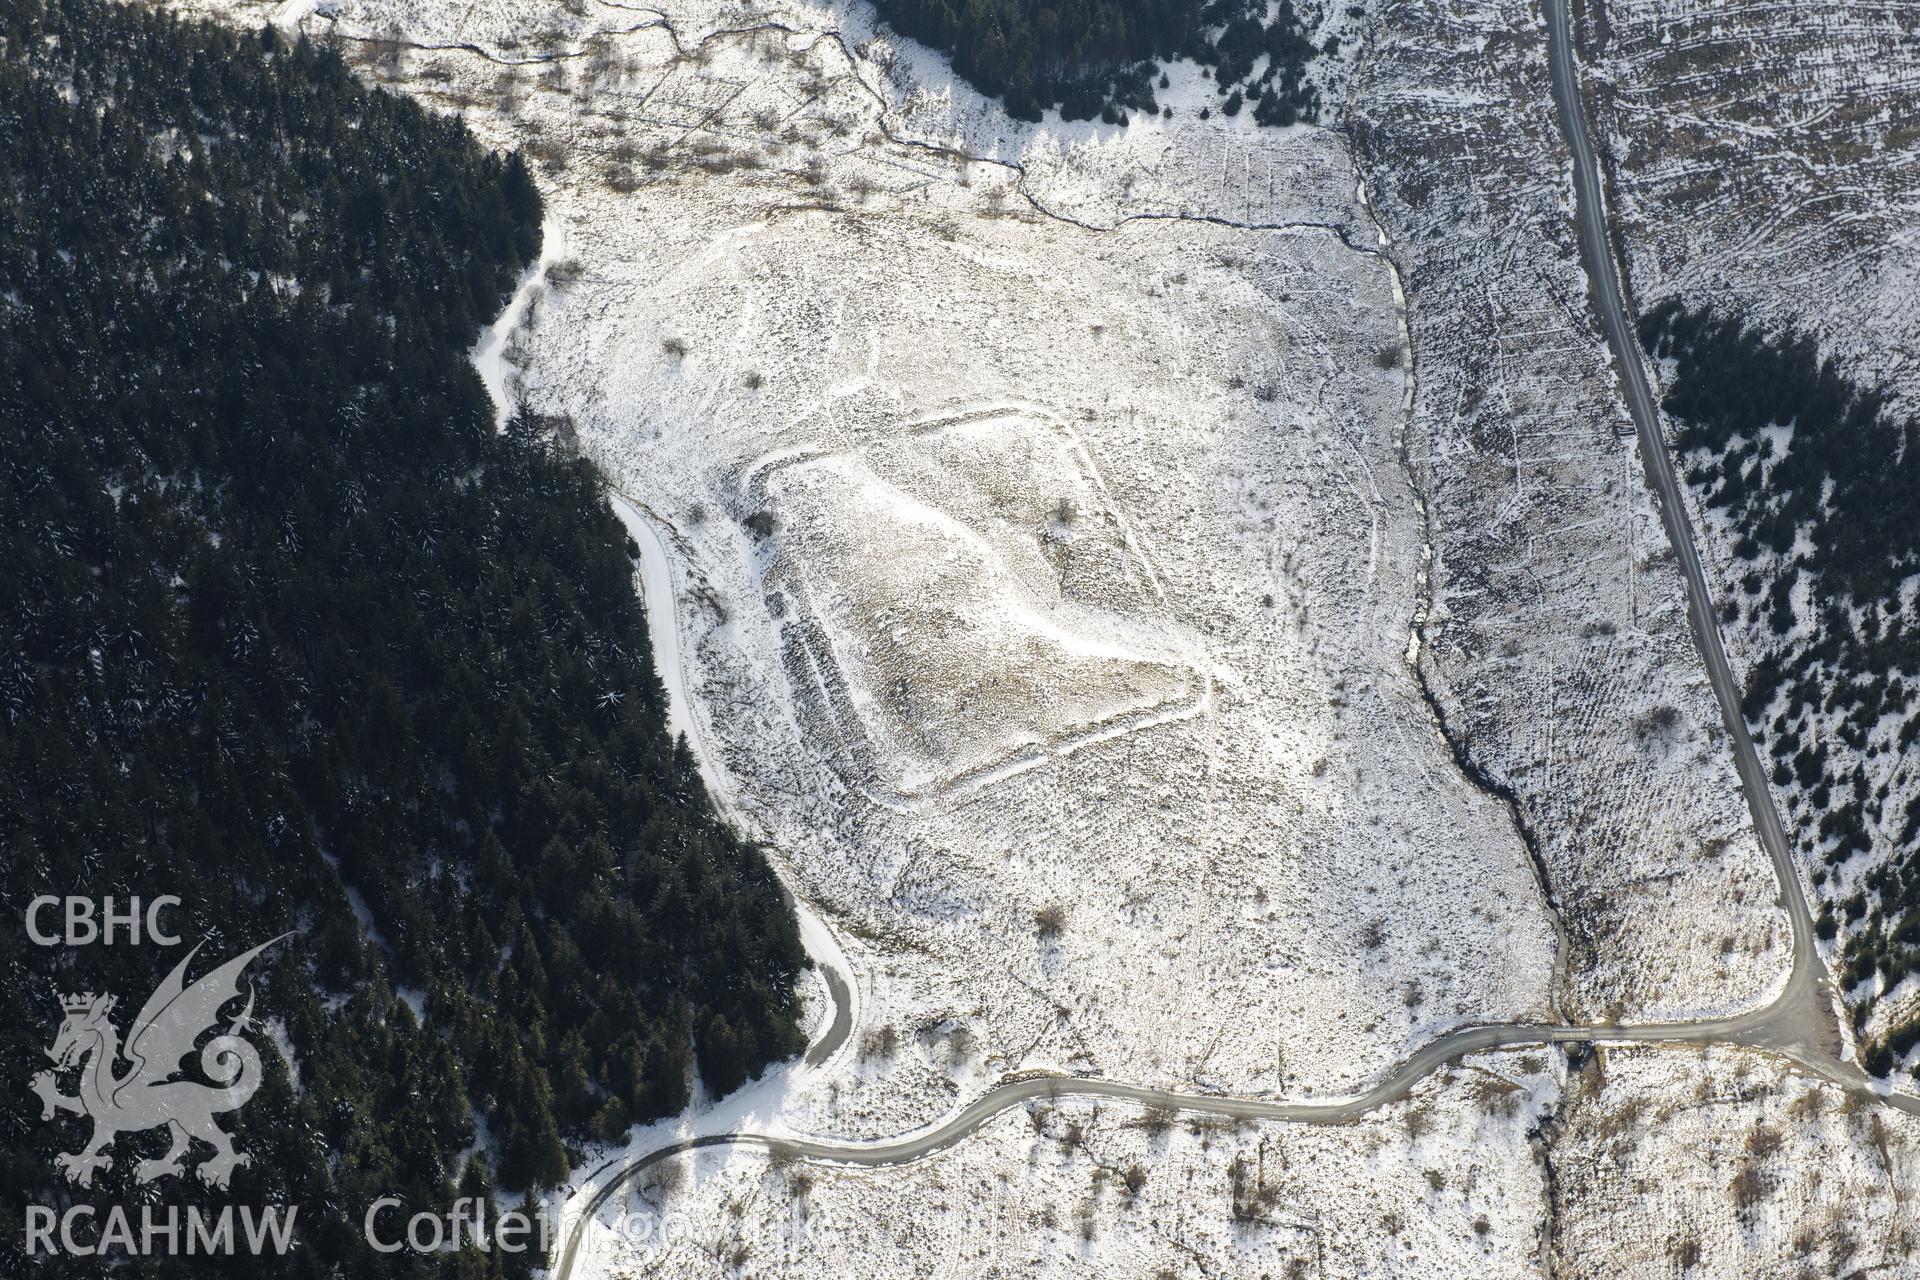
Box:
<box><xmin>195</xmin><ymin>0</ymin><xmax>1572</xmax><ymax>1122</ymax></box>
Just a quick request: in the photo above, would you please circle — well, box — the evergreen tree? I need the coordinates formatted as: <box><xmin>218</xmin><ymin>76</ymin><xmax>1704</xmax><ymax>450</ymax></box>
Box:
<box><xmin>0</xmin><ymin>0</ymin><xmax>805</xmax><ymax>1269</ymax></box>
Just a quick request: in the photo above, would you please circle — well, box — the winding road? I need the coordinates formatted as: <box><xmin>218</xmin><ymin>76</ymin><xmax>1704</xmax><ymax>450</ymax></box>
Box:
<box><xmin>551</xmin><ymin>7</ymin><xmax>1899</xmax><ymax>1275</ymax></box>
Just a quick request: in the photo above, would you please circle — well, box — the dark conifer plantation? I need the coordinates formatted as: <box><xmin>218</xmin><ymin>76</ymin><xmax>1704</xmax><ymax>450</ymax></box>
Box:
<box><xmin>0</xmin><ymin>0</ymin><xmax>803</xmax><ymax>1270</ymax></box>
<box><xmin>870</xmin><ymin>0</ymin><xmax>1324</xmax><ymax>124</ymax></box>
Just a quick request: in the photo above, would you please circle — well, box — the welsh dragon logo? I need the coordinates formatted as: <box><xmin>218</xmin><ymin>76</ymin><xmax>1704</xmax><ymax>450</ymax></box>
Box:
<box><xmin>32</xmin><ymin>935</ymin><xmax>288</xmax><ymax>1189</ymax></box>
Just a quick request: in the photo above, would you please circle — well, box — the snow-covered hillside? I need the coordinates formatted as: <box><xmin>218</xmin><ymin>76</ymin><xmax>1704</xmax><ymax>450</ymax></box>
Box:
<box><xmin>198</xmin><ymin>0</ymin><xmax>1577</xmax><ymax>1116</ymax></box>
<box><xmin>160</xmin><ymin>0</ymin><xmax>1920</xmax><ymax>1272</ymax></box>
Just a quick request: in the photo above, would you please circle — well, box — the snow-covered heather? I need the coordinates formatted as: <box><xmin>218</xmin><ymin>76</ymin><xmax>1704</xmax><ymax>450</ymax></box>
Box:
<box><xmin>1342</xmin><ymin>0</ymin><xmax>1793</xmax><ymax>1023</ymax></box>
<box><xmin>1552</xmin><ymin>1044</ymin><xmax>1920</xmax><ymax>1277</ymax></box>
<box><xmin>579</xmin><ymin>1052</ymin><xmax>1559</xmax><ymax>1279</ymax></box>
<box><xmin>536</xmin><ymin>32</ymin><xmax>1552</xmax><ymax>1117</ymax></box>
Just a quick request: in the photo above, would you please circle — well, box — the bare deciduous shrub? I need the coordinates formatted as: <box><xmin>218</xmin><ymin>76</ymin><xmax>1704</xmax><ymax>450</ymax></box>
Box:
<box><xmin>1634</xmin><ymin>704</ymin><xmax>1682</xmax><ymax>737</ymax></box>
<box><xmin>644</xmin><ymin>1156</ymin><xmax>686</xmax><ymax>1202</ymax></box>
<box><xmin>1607</xmin><ymin>1094</ymin><xmax>1647</xmax><ymax>1132</ymax></box>
<box><xmin>1729</xmin><ymin>1164</ymin><xmax>1769</xmax><ymax>1210</ymax></box>
<box><xmin>1745</xmin><ymin>1123</ymin><xmax>1783</xmax><ymax>1159</ymax></box>
<box><xmin>859</xmin><ymin>1024</ymin><xmax>898</xmax><ymax>1060</ymax></box>
<box><xmin>1033</xmin><ymin>904</ymin><xmax>1067</xmax><ymax>938</ymax></box>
